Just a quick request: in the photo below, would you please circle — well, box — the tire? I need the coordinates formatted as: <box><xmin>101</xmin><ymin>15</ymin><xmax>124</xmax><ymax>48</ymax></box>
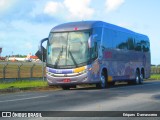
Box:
<box><xmin>128</xmin><ymin>81</ymin><xmax>134</xmax><ymax>85</ymax></box>
<box><xmin>108</xmin><ymin>82</ymin><xmax>115</xmax><ymax>87</ymax></box>
<box><xmin>139</xmin><ymin>73</ymin><xmax>144</xmax><ymax>84</ymax></box>
<box><xmin>96</xmin><ymin>71</ymin><xmax>107</xmax><ymax>89</ymax></box>
<box><xmin>135</xmin><ymin>70</ymin><xmax>140</xmax><ymax>84</ymax></box>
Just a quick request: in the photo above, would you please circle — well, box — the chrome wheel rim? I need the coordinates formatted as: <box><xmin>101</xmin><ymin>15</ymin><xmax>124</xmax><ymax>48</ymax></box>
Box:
<box><xmin>100</xmin><ymin>75</ymin><xmax>105</xmax><ymax>88</ymax></box>
<box><xmin>140</xmin><ymin>74</ymin><xmax>143</xmax><ymax>84</ymax></box>
<box><xmin>136</xmin><ymin>75</ymin><xmax>139</xmax><ymax>84</ymax></box>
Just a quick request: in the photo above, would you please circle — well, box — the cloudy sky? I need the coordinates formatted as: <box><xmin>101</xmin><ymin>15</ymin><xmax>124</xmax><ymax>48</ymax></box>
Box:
<box><xmin>0</xmin><ymin>0</ymin><xmax>159</xmax><ymax>65</ymax></box>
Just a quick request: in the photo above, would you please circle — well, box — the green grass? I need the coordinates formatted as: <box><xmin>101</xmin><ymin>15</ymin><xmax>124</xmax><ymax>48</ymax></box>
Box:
<box><xmin>0</xmin><ymin>74</ymin><xmax>160</xmax><ymax>91</ymax></box>
<box><xmin>150</xmin><ymin>74</ymin><xmax>160</xmax><ymax>80</ymax></box>
<box><xmin>0</xmin><ymin>80</ymin><xmax>48</xmax><ymax>90</ymax></box>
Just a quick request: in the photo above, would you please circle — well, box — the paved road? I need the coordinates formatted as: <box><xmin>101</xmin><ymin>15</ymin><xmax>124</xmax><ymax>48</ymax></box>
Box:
<box><xmin>0</xmin><ymin>80</ymin><xmax>160</xmax><ymax>120</ymax></box>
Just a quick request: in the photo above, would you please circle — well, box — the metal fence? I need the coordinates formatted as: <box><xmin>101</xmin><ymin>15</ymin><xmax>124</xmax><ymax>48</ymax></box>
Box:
<box><xmin>0</xmin><ymin>62</ymin><xmax>45</xmax><ymax>81</ymax></box>
<box><xmin>0</xmin><ymin>62</ymin><xmax>159</xmax><ymax>81</ymax></box>
<box><xmin>151</xmin><ymin>67</ymin><xmax>160</xmax><ymax>74</ymax></box>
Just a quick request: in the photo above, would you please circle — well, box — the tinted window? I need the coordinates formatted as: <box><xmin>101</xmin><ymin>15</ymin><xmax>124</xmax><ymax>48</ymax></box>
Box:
<box><xmin>115</xmin><ymin>32</ymin><xmax>128</xmax><ymax>50</ymax></box>
<box><xmin>92</xmin><ymin>27</ymin><xmax>102</xmax><ymax>41</ymax></box>
<box><xmin>135</xmin><ymin>37</ymin><xmax>142</xmax><ymax>51</ymax></box>
<box><xmin>102</xmin><ymin>28</ymin><xmax>113</xmax><ymax>48</ymax></box>
<box><xmin>141</xmin><ymin>40</ymin><xmax>150</xmax><ymax>52</ymax></box>
<box><xmin>145</xmin><ymin>41</ymin><xmax>150</xmax><ymax>52</ymax></box>
<box><xmin>127</xmin><ymin>37</ymin><xmax>135</xmax><ymax>50</ymax></box>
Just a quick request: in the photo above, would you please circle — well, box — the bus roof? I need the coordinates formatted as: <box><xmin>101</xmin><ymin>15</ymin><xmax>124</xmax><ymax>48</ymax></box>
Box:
<box><xmin>50</xmin><ymin>21</ymin><xmax>148</xmax><ymax>38</ymax></box>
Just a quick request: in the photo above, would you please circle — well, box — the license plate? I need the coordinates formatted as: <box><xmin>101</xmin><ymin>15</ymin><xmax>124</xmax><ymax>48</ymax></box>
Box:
<box><xmin>63</xmin><ymin>79</ymin><xmax>71</xmax><ymax>83</ymax></box>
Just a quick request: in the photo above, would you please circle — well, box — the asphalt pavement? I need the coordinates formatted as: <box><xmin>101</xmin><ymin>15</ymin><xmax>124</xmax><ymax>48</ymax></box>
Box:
<box><xmin>0</xmin><ymin>80</ymin><xmax>160</xmax><ymax>120</ymax></box>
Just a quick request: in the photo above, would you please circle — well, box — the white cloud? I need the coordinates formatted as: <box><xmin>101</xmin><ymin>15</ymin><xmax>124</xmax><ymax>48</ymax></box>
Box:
<box><xmin>105</xmin><ymin>0</ymin><xmax>125</xmax><ymax>12</ymax></box>
<box><xmin>43</xmin><ymin>0</ymin><xmax>94</xmax><ymax>20</ymax></box>
<box><xmin>43</xmin><ymin>1</ymin><xmax>62</xmax><ymax>16</ymax></box>
<box><xmin>0</xmin><ymin>0</ymin><xmax>17</xmax><ymax>12</ymax></box>
<box><xmin>0</xmin><ymin>0</ymin><xmax>11</xmax><ymax>11</ymax></box>
<box><xmin>64</xmin><ymin>0</ymin><xmax>94</xmax><ymax>19</ymax></box>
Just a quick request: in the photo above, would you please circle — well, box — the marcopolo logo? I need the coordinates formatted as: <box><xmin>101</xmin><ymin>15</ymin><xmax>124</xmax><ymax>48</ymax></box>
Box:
<box><xmin>2</xmin><ymin>112</ymin><xmax>11</xmax><ymax>117</ymax></box>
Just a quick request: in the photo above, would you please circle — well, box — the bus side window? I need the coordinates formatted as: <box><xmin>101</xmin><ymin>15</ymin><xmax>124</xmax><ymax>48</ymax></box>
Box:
<box><xmin>103</xmin><ymin>28</ymin><xmax>113</xmax><ymax>49</ymax></box>
<box><xmin>112</xmin><ymin>31</ymin><xmax>118</xmax><ymax>49</ymax></box>
<box><xmin>135</xmin><ymin>38</ymin><xmax>142</xmax><ymax>51</ymax></box>
<box><xmin>92</xmin><ymin>27</ymin><xmax>102</xmax><ymax>58</ymax></box>
<box><xmin>128</xmin><ymin>37</ymin><xmax>134</xmax><ymax>50</ymax></box>
<box><xmin>116</xmin><ymin>32</ymin><xmax>128</xmax><ymax>50</ymax></box>
<box><xmin>145</xmin><ymin>41</ymin><xmax>150</xmax><ymax>52</ymax></box>
<box><xmin>92</xmin><ymin>27</ymin><xmax>102</xmax><ymax>41</ymax></box>
<box><xmin>139</xmin><ymin>37</ymin><xmax>149</xmax><ymax>52</ymax></box>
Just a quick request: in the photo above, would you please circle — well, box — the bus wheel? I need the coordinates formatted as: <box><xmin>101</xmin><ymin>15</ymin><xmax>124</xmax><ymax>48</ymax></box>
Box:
<box><xmin>135</xmin><ymin>70</ymin><xmax>140</xmax><ymax>84</ymax></box>
<box><xmin>62</xmin><ymin>86</ymin><xmax>70</xmax><ymax>90</ymax></box>
<box><xmin>96</xmin><ymin>71</ymin><xmax>107</xmax><ymax>89</ymax></box>
<box><xmin>139</xmin><ymin>73</ymin><xmax>144</xmax><ymax>84</ymax></box>
<box><xmin>108</xmin><ymin>82</ymin><xmax>115</xmax><ymax>87</ymax></box>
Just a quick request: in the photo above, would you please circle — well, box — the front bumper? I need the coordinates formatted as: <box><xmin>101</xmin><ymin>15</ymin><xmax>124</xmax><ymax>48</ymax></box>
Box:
<box><xmin>47</xmin><ymin>72</ymin><xmax>99</xmax><ymax>86</ymax></box>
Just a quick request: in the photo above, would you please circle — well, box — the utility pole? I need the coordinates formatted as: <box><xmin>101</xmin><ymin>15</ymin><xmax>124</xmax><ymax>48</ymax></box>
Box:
<box><xmin>42</xmin><ymin>49</ymin><xmax>45</xmax><ymax>81</ymax></box>
<box><xmin>0</xmin><ymin>47</ymin><xmax>2</xmax><ymax>57</ymax></box>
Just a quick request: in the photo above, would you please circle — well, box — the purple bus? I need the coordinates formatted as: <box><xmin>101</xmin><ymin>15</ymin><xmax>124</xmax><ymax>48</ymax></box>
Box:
<box><xmin>36</xmin><ymin>21</ymin><xmax>151</xmax><ymax>90</ymax></box>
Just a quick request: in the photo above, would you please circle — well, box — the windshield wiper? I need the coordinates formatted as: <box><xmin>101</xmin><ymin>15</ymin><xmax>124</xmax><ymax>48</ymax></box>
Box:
<box><xmin>55</xmin><ymin>46</ymin><xmax>63</xmax><ymax>68</ymax></box>
<box><xmin>68</xmin><ymin>50</ymin><xmax>78</xmax><ymax>67</ymax></box>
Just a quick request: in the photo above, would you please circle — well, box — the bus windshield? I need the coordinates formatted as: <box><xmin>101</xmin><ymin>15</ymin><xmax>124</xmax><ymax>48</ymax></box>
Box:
<box><xmin>47</xmin><ymin>31</ymin><xmax>91</xmax><ymax>68</ymax></box>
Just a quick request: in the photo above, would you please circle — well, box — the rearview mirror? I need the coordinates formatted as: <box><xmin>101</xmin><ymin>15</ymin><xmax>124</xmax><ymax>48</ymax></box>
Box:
<box><xmin>88</xmin><ymin>34</ymin><xmax>97</xmax><ymax>48</ymax></box>
<box><xmin>35</xmin><ymin>47</ymin><xmax>46</xmax><ymax>62</ymax></box>
<box><xmin>35</xmin><ymin>38</ymin><xmax>48</xmax><ymax>62</ymax></box>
